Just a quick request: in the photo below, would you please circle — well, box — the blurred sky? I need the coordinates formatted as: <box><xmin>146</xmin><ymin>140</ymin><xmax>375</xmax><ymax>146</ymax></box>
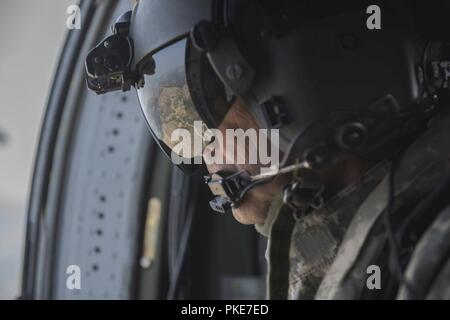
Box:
<box><xmin>0</xmin><ymin>0</ymin><xmax>73</xmax><ymax>299</ymax></box>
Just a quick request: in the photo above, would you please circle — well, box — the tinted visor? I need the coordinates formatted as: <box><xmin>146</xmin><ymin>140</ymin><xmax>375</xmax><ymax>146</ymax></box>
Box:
<box><xmin>136</xmin><ymin>39</ymin><xmax>208</xmax><ymax>161</ymax></box>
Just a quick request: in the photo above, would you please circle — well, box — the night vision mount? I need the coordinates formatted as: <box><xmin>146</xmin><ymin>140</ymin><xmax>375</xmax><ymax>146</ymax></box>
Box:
<box><xmin>85</xmin><ymin>11</ymin><xmax>139</xmax><ymax>95</ymax></box>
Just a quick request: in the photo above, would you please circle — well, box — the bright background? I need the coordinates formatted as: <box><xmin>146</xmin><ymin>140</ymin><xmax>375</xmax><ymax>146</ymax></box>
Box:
<box><xmin>0</xmin><ymin>0</ymin><xmax>73</xmax><ymax>299</ymax></box>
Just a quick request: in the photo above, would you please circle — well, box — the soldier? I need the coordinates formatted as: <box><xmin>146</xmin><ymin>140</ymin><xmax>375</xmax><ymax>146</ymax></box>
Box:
<box><xmin>86</xmin><ymin>0</ymin><xmax>450</xmax><ymax>299</ymax></box>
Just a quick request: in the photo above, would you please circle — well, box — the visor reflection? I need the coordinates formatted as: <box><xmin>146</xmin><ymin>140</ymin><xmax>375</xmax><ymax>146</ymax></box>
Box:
<box><xmin>136</xmin><ymin>38</ymin><xmax>208</xmax><ymax>159</ymax></box>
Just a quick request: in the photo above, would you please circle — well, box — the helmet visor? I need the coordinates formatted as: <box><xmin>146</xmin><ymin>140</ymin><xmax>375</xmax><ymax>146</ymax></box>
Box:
<box><xmin>136</xmin><ymin>38</ymin><xmax>208</xmax><ymax>161</ymax></box>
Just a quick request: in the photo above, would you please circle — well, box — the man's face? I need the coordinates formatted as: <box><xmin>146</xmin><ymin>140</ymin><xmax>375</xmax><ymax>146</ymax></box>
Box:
<box><xmin>203</xmin><ymin>99</ymin><xmax>285</xmax><ymax>225</ymax></box>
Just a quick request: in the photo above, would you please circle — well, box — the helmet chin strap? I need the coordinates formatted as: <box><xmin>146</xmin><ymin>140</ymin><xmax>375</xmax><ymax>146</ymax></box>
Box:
<box><xmin>204</xmin><ymin>160</ymin><xmax>312</xmax><ymax>214</ymax></box>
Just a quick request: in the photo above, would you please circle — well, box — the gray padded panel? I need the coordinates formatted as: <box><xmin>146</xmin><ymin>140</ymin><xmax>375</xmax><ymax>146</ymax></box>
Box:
<box><xmin>54</xmin><ymin>90</ymin><xmax>150</xmax><ymax>300</ymax></box>
<box><xmin>53</xmin><ymin>1</ymin><xmax>153</xmax><ymax>299</ymax></box>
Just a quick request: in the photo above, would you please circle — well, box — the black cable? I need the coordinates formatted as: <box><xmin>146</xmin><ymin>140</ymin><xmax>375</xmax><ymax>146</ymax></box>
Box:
<box><xmin>421</xmin><ymin>41</ymin><xmax>433</xmax><ymax>99</ymax></box>
<box><xmin>383</xmin><ymin>151</ymin><xmax>419</xmax><ymax>298</ymax></box>
<box><xmin>167</xmin><ymin>195</ymin><xmax>195</xmax><ymax>299</ymax></box>
<box><xmin>167</xmin><ymin>177</ymin><xmax>198</xmax><ymax>300</ymax></box>
<box><xmin>395</xmin><ymin>172</ymin><xmax>450</xmax><ymax>299</ymax></box>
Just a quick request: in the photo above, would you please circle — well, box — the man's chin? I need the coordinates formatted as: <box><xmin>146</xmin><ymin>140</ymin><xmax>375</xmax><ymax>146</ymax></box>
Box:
<box><xmin>231</xmin><ymin>205</ymin><xmax>267</xmax><ymax>225</ymax></box>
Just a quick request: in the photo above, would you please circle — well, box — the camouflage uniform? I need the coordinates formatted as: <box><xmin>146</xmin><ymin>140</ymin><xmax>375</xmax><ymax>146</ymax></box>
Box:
<box><xmin>258</xmin><ymin>109</ymin><xmax>450</xmax><ymax>299</ymax></box>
